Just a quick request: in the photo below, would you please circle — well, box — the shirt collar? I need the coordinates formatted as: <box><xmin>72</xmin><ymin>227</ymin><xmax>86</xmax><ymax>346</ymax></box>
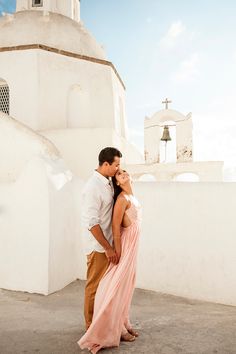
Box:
<box><xmin>93</xmin><ymin>170</ymin><xmax>111</xmax><ymax>186</ymax></box>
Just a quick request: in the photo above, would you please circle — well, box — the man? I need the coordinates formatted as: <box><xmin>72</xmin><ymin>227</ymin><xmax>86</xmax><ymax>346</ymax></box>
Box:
<box><xmin>82</xmin><ymin>147</ymin><xmax>122</xmax><ymax>330</ymax></box>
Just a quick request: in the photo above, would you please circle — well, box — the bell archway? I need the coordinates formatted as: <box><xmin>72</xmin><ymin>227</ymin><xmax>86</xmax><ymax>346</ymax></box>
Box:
<box><xmin>159</xmin><ymin>120</ymin><xmax>176</xmax><ymax>163</ymax></box>
<box><xmin>144</xmin><ymin>104</ymin><xmax>193</xmax><ymax>164</ymax></box>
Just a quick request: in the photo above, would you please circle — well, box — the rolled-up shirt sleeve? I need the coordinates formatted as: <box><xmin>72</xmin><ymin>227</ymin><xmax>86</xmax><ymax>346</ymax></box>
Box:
<box><xmin>82</xmin><ymin>186</ymin><xmax>102</xmax><ymax>231</ymax></box>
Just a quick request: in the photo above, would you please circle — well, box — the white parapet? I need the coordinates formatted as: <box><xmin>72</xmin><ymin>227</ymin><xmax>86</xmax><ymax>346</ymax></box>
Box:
<box><xmin>133</xmin><ymin>181</ymin><xmax>236</xmax><ymax>306</ymax></box>
<box><xmin>126</xmin><ymin>161</ymin><xmax>224</xmax><ymax>182</ymax></box>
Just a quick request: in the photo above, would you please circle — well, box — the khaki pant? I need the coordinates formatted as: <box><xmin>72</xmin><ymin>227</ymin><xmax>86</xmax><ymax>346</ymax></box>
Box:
<box><xmin>84</xmin><ymin>251</ymin><xmax>109</xmax><ymax>329</ymax></box>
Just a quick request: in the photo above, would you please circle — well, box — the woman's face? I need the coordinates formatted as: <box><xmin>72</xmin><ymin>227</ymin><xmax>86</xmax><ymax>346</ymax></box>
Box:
<box><xmin>115</xmin><ymin>169</ymin><xmax>130</xmax><ymax>186</ymax></box>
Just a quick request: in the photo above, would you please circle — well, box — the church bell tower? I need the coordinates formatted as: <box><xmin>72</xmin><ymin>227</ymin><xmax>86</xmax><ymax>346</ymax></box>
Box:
<box><xmin>16</xmin><ymin>0</ymin><xmax>80</xmax><ymax>22</ymax></box>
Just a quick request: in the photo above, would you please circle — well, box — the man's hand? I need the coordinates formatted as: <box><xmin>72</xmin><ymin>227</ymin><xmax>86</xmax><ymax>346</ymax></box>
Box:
<box><xmin>105</xmin><ymin>247</ymin><xmax>118</xmax><ymax>264</ymax></box>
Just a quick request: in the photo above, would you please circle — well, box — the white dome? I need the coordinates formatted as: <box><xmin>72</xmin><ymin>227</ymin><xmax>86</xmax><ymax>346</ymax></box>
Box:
<box><xmin>0</xmin><ymin>10</ymin><xmax>106</xmax><ymax>60</ymax></box>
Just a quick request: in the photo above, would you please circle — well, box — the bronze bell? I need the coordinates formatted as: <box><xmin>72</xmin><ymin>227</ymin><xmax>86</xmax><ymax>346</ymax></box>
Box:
<box><xmin>161</xmin><ymin>125</ymin><xmax>171</xmax><ymax>142</ymax></box>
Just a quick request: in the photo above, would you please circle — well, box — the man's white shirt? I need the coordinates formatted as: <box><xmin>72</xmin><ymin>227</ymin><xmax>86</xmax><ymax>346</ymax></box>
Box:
<box><xmin>82</xmin><ymin>171</ymin><xmax>114</xmax><ymax>255</ymax></box>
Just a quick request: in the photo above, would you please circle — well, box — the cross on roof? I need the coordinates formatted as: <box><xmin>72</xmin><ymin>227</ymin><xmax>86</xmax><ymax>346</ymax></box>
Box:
<box><xmin>162</xmin><ymin>98</ymin><xmax>172</xmax><ymax>109</ymax></box>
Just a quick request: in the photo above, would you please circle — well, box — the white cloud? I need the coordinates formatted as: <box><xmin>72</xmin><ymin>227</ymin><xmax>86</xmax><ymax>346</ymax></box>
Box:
<box><xmin>171</xmin><ymin>53</ymin><xmax>200</xmax><ymax>83</ymax></box>
<box><xmin>192</xmin><ymin>111</ymin><xmax>236</xmax><ymax>168</ymax></box>
<box><xmin>207</xmin><ymin>92</ymin><xmax>236</xmax><ymax>123</ymax></box>
<box><xmin>160</xmin><ymin>21</ymin><xmax>186</xmax><ymax>49</ymax></box>
<box><xmin>167</xmin><ymin>21</ymin><xmax>186</xmax><ymax>38</ymax></box>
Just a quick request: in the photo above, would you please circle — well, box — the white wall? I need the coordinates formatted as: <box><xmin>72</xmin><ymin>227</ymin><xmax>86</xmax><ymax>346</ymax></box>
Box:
<box><xmin>38</xmin><ymin>50</ymin><xmax>116</xmax><ymax>130</ymax></box>
<box><xmin>0</xmin><ymin>113</ymin><xmax>82</xmax><ymax>295</ymax></box>
<box><xmin>0</xmin><ymin>112</ymin><xmax>59</xmax><ymax>182</ymax></box>
<box><xmin>41</xmin><ymin>128</ymin><xmax>143</xmax><ymax>180</ymax></box>
<box><xmin>110</xmin><ymin>69</ymin><xmax>127</xmax><ymax>139</ymax></box>
<box><xmin>48</xmin><ymin>174</ymin><xmax>83</xmax><ymax>294</ymax></box>
<box><xmin>0</xmin><ymin>158</ymin><xmax>50</xmax><ymax>294</ymax></box>
<box><xmin>133</xmin><ymin>181</ymin><xmax>236</xmax><ymax>306</ymax></box>
<box><xmin>0</xmin><ymin>50</ymin><xmax>40</xmax><ymax>130</ymax></box>
<box><xmin>0</xmin><ymin>11</ymin><xmax>105</xmax><ymax>60</ymax></box>
<box><xmin>1</xmin><ymin>110</ymin><xmax>236</xmax><ymax>304</ymax></box>
<box><xmin>144</xmin><ymin>120</ymin><xmax>160</xmax><ymax>163</ymax></box>
<box><xmin>75</xmin><ymin>179</ymin><xmax>236</xmax><ymax>306</ymax></box>
<box><xmin>0</xmin><ymin>157</ymin><xmax>81</xmax><ymax>295</ymax></box>
<box><xmin>41</xmin><ymin>128</ymin><xmax>114</xmax><ymax>179</ymax></box>
<box><xmin>127</xmin><ymin>161</ymin><xmax>223</xmax><ymax>182</ymax></box>
<box><xmin>0</xmin><ymin>49</ymin><xmax>119</xmax><ymax>131</ymax></box>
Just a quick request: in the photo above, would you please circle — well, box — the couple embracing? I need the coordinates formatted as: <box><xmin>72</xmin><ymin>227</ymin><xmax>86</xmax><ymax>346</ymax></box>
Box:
<box><xmin>78</xmin><ymin>147</ymin><xmax>141</xmax><ymax>353</ymax></box>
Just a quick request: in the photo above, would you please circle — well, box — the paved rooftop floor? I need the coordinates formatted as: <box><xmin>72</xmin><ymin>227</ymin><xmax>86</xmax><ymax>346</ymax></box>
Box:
<box><xmin>0</xmin><ymin>280</ymin><xmax>236</xmax><ymax>354</ymax></box>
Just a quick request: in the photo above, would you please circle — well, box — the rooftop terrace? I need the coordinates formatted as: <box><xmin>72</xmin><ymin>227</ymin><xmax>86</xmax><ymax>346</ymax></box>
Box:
<box><xmin>1</xmin><ymin>280</ymin><xmax>236</xmax><ymax>354</ymax></box>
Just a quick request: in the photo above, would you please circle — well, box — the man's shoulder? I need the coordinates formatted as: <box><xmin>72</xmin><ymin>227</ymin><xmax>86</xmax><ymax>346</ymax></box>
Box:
<box><xmin>83</xmin><ymin>173</ymin><xmax>101</xmax><ymax>192</ymax></box>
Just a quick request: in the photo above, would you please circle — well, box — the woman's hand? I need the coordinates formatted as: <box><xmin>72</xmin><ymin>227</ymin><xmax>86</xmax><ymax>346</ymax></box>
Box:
<box><xmin>115</xmin><ymin>244</ymin><xmax>121</xmax><ymax>263</ymax></box>
<box><xmin>105</xmin><ymin>246</ymin><xmax>118</xmax><ymax>264</ymax></box>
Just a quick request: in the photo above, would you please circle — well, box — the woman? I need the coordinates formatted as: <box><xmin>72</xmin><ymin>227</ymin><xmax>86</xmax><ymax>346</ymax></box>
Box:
<box><xmin>78</xmin><ymin>169</ymin><xmax>141</xmax><ymax>353</ymax></box>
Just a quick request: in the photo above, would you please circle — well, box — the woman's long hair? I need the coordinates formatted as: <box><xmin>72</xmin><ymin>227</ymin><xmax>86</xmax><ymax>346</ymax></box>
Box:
<box><xmin>112</xmin><ymin>176</ymin><xmax>122</xmax><ymax>204</ymax></box>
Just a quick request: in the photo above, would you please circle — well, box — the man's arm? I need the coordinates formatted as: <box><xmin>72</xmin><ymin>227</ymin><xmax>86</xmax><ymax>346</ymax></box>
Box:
<box><xmin>90</xmin><ymin>225</ymin><xmax>118</xmax><ymax>264</ymax></box>
<box><xmin>83</xmin><ymin>185</ymin><xmax>118</xmax><ymax>264</ymax></box>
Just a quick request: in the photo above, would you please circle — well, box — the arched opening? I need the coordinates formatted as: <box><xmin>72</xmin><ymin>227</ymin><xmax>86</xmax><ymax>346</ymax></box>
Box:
<box><xmin>0</xmin><ymin>79</ymin><xmax>9</xmax><ymax>115</ymax></box>
<box><xmin>159</xmin><ymin>120</ymin><xmax>176</xmax><ymax>163</ymax></box>
<box><xmin>138</xmin><ymin>174</ymin><xmax>156</xmax><ymax>182</ymax></box>
<box><xmin>173</xmin><ymin>173</ymin><xmax>199</xmax><ymax>182</ymax></box>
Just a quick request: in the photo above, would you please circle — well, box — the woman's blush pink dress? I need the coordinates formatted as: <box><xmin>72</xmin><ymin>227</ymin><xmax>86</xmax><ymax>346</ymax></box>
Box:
<box><xmin>78</xmin><ymin>195</ymin><xmax>141</xmax><ymax>353</ymax></box>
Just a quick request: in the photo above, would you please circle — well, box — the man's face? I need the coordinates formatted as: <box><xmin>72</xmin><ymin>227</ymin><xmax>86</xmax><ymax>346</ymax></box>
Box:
<box><xmin>105</xmin><ymin>156</ymin><xmax>121</xmax><ymax>177</ymax></box>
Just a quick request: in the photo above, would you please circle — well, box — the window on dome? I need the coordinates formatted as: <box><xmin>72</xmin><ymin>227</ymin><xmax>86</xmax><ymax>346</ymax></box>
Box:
<box><xmin>32</xmin><ymin>0</ymin><xmax>43</xmax><ymax>7</ymax></box>
<box><xmin>0</xmin><ymin>80</ymin><xmax>9</xmax><ymax>115</ymax></box>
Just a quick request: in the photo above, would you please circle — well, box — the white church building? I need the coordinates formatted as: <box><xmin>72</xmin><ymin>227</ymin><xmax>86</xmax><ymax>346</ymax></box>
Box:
<box><xmin>0</xmin><ymin>0</ymin><xmax>142</xmax><ymax>180</ymax></box>
<box><xmin>1</xmin><ymin>0</ymin><xmax>236</xmax><ymax>307</ymax></box>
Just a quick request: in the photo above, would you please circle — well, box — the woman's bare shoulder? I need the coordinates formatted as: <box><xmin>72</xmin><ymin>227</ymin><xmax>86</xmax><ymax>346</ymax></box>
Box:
<box><xmin>116</xmin><ymin>193</ymin><xmax>131</xmax><ymax>208</ymax></box>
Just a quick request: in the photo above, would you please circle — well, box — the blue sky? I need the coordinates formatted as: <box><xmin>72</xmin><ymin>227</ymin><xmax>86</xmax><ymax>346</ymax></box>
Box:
<box><xmin>0</xmin><ymin>0</ymin><xmax>15</xmax><ymax>13</ymax></box>
<box><xmin>2</xmin><ymin>0</ymin><xmax>236</xmax><ymax>170</ymax></box>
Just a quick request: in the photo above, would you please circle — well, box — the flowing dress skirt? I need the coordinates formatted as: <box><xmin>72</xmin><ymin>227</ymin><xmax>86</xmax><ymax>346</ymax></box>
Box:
<box><xmin>78</xmin><ymin>220</ymin><xmax>140</xmax><ymax>353</ymax></box>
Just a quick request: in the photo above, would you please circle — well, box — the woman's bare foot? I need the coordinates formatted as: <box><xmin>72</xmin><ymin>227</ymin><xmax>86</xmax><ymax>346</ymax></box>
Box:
<box><xmin>120</xmin><ymin>332</ymin><xmax>136</xmax><ymax>342</ymax></box>
<box><xmin>128</xmin><ymin>328</ymin><xmax>139</xmax><ymax>337</ymax></box>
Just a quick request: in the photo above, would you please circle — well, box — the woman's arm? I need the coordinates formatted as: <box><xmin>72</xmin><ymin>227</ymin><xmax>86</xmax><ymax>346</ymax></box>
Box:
<box><xmin>112</xmin><ymin>196</ymin><xmax>128</xmax><ymax>262</ymax></box>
